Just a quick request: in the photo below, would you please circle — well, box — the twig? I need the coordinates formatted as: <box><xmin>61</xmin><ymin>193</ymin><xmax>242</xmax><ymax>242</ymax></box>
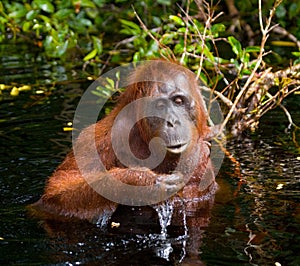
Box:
<box><xmin>132</xmin><ymin>7</ymin><xmax>176</xmax><ymax>61</ymax></box>
<box><xmin>201</xmin><ymin>85</ymin><xmax>235</xmax><ymax>109</ymax></box>
<box><xmin>179</xmin><ymin>0</ymin><xmax>190</xmax><ymax>65</ymax></box>
<box><xmin>279</xmin><ymin>104</ymin><xmax>299</xmax><ymax>128</ymax></box>
<box><xmin>219</xmin><ymin>0</ymin><xmax>282</xmax><ymax>135</ymax></box>
<box><xmin>272</xmin><ymin>26</ymin><xmax>300</xmax><ymax>49</ymax></box>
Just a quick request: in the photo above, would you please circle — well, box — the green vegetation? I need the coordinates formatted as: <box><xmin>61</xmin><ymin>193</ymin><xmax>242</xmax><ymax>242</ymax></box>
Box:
<box><xmin>1</xmin><ymin>0</ymin><xmax>300</xmax><ymax>135</ymax></box>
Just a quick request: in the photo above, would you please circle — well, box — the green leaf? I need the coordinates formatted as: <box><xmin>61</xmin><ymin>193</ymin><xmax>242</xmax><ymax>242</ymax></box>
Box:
<box><xmin>294</xmin><ymin>58</ymin><xmax>300</xmax><ymax>65</ymax></box>
<box><xmin>133</xmin><ymin>52</ymin><xmax>140</xmax><ymax>62</ymax></box>
<box><xmin>161</xmin><ymin>33</ymin><xmax>176</xmax><ymax>45</ymax></box>
<box><xmin>26</xmin><ymin>10</ymin><xmax>39</xmax><ymax>20</ymax></box>
<box><xmin>203</xmin><ymin>45</ymin><xmax>214</xmax><ymax>62</ymax></box>
<box><xmin>152</xmin><ymin>16</ymin><xmax>161</xmax><ymax>27</ymax></box>
<box><xmin>115</xmin><ymin>71</ymin><xmax>120</xmax><ymax>81</ymax></box>
<box><xmin>91</xmin><ymin>90</ymin><xmax>103</xmax><ymax>97</ymax></box>
<box><xmin>39</xmin><ymin>14</ymin><xmax>51</xmax><ymax>23</ymax></box>
<box><xmin>92</xmin><ymin>36</ymin><xmax>103</xmax><ymax>54</ymax></box>
<box><xmin>276</xmin><ymin>4</ymin><xmax>286</xmax><ymax>18</ymax></box>
<box><xmin>288</xmin><ymin>3</ymin><xmax>300</xmax><ymax>19</ymax></box>
<box><xmin>146</xmin><ymin>40</ymin><xmax>159</xmax><ymax>57</ymax></box>
<box><xmin>157</xmin><ymin>0</ymin><xmax>171</xmax><ymax>5</ymax></box>
<box><xmin>174</xmin><ymin>43</ymin><xmax>184</xmax><ymax>54</ymax></box>
<box><xmin>245</xmin><ymin>46</ymin><xmax>261</xmax><ymax>53</ymax></box>
<box><xmin>33</xmin><ymin>23</ymin><xmax>42</xmax><ymax>30</ymax></box>
<box><xmin>192</xmin><ymin>19</ymin><xmax>204</xmax><ymax>32</ymax></box>
<box><xmin>44</xmin><ymin>35</ymin><xmax>53</xmax><ymax>48</ymax></box>
<box><xmin>228</xmin><ymin>36</ymin><xmax>242</xmax><ymax>58</ymax></box>
<box><xmin>78</xmin><ymin>18</ymin><xmax>93</xmax><ymax>27</ymax></box>
<box><xmin>56</xmin><ymin>40</ymin><xmax>69</xmax><ymax>56</ymax></box>
<box><xmin>86</xmin><ymin>7</ymin><xmax>99</xmax><ymax>19</ymax></box>
<box><xmin>106</xmin><ymin>77</ymin><xmax>114</xmax><ymax>89</ymax></box>
<box><xmin>93</xmin><ymin>0</ymin><xmax>106</xmax><ymax>7</ymax></box>
<box><xmin>80</xmin><ymin>0</ymin><xmax>96</xmax><ymax>8</ymax></box>
<box><xmin>169</xmin><ymin>15</ymin><xmax>185</xmax><ymax>26</ymax></box>
<box><xmin>53</xmin><ymin>9</ymin><xmax>73</xmax><ymax>20</ymax></box>
<box><xmin>199</xmin><ymin>72</ymin><xmax>208</xmax><ymax>85</ymax></box>
<box><xmin>9</xmin><ymin>7</ymin><xmax>28</xmax><ymax>19</ymax></box>
<box><xmin>240</xmin><ymin>51</ymin><xmax>250</xmax><ymax>64</ymax></box>
<box><xmin>83</xmin><ymin>48</ymin><xmax>97</xmax><ymax>61</ymax></box>
<box><xmin>34</xmin><ymin>0</ymin><xmax>55</xmax><ymax>13</ymax></box>
<box><xmin>22</xmin><ymin>21</ymin><xmax>32</xmax><ymax>32</ymax></box>
<box><xmin>177</xmin><ymin>27</ymin><xmax>186</xmax><ymax>33</ymax></box>
<box><xmin>120</xmin><ymin>19</ymin><xmax>141</xmax><ymax>35</ymax></box>
<box><xmin>211</xmin><ymin>23</ymin><xmax>226</xmax><ymax>36</ymax></box>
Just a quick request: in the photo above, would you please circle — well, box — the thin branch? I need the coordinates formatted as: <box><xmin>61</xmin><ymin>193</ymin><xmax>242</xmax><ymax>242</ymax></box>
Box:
<box><xmin>272</xmin><ymin>26</ymin><xmax>300</xmax><ymax>48</ymax></box>
<box><xmin>201</xmin><ymin>85</ymin><xmax>235</xmax><ymax>109</ymax></box>
<box><xmin>279</xmin><ymin>104</ymin><xmax>299</xmax><ymax>129</ymax></box>
<box><xmin>219</xmin><ymin>0</ymin><xmax>281</xmax><ymax>134</ymax></box>
<box><xmin>179</xmin><ymin>0</ymin><xmax>190</xmax><ymax>65</ymax></box>
<box><xmin>133</xmin><ymin>7</ymin><xmax>176</xmax><ymax>61</ymax></box>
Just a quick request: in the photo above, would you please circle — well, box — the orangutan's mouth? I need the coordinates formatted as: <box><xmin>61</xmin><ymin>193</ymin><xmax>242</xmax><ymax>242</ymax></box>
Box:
<box><xmin>166</xmin><ymin>143</ymin><xmax>188</xmax><ymax>154</ymax></box>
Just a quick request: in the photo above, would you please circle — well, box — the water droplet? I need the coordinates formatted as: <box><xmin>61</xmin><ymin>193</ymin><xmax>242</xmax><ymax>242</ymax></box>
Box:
<box><xmin>153</xmin><ymin>199</ymin><xmax>174</xmax><ymax>238</ymax></box>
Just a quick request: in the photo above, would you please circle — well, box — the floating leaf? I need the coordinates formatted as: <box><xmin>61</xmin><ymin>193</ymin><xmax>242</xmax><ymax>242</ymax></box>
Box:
<box><xmin>111</xmin><ymin>222</ymin><xmax>120</xmax><ymax>228</ymax></box>
<box><xmin>63</xmin><ymin>127</ymin><xmax>73</xmax><ymax>131</ymax></box>
<box><xmin>19</xmin><ymin>85</ymin><xmax>31</xmax><ymax>91</ymax></box>
<box><xmin>0</xmin><ymin>84</ymin><xmax>10</xmax><ymax>90</ymax></box>
<box><xmin>276</xmin><ymin>183</ymin><xmax>284</xmax><ymax>190</ymax></box>
<box><xmin>10</xmin><ymin>87</ymin><xmax>19</xmax><ymax>96</ymax></box>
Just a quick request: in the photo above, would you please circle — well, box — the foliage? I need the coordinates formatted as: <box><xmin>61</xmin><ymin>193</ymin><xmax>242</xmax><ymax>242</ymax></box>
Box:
<box><xmin>114</xmin><ymin>0</ymin><xmax>300</xmax><ymax>136</ymax></box>
<box><xmin>0</xmin><ymin>0</ymin><xmax>176</xmax><ymax>61</ymax></box>
<box><xmin>1</xmin><ymin>0</ymin><xmax>300</xmax><ymax>135</ymax></box>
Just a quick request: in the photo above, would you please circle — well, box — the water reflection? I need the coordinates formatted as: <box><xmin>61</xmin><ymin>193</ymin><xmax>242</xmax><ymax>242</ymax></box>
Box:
<box><xmin>30</xmin><ymin>194</ymin><xmax>215</xmax><ymax>265</ymax></box>
<box><xmin>201</xmin><ymin>134</ymin><xmax>300</xmax><ymax>265</ymax></box>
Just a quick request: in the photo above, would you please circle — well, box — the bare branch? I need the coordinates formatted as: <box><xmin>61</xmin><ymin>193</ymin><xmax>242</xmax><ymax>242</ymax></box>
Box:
<box><xmin>133</xmin><ymin>7</ymin><xmax>176</xmax><ymax>61</ymax></box>
<box><xmin>219</xmin><ymin>0</ymin><xmax>282</xmax><ymax>135</ymax></box>
<box><xmin>279</xmin><ymin>104</ymin><xmax>299</xmax><ymax>128</ymax></box>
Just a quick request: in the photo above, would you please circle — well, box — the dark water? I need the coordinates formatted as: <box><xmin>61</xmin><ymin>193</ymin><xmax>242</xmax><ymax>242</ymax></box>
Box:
<box><xmin>0</xmin><ymin>44</ymin><xmax>300</xmax><ymax>265</ymax></box>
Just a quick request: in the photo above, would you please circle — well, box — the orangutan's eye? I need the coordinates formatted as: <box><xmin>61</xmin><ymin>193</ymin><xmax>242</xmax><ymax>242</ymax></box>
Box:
<box><xmin>173</xmin><ymin>96</ymin><xmax>184</xmax><ymax>105</ymax></box>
